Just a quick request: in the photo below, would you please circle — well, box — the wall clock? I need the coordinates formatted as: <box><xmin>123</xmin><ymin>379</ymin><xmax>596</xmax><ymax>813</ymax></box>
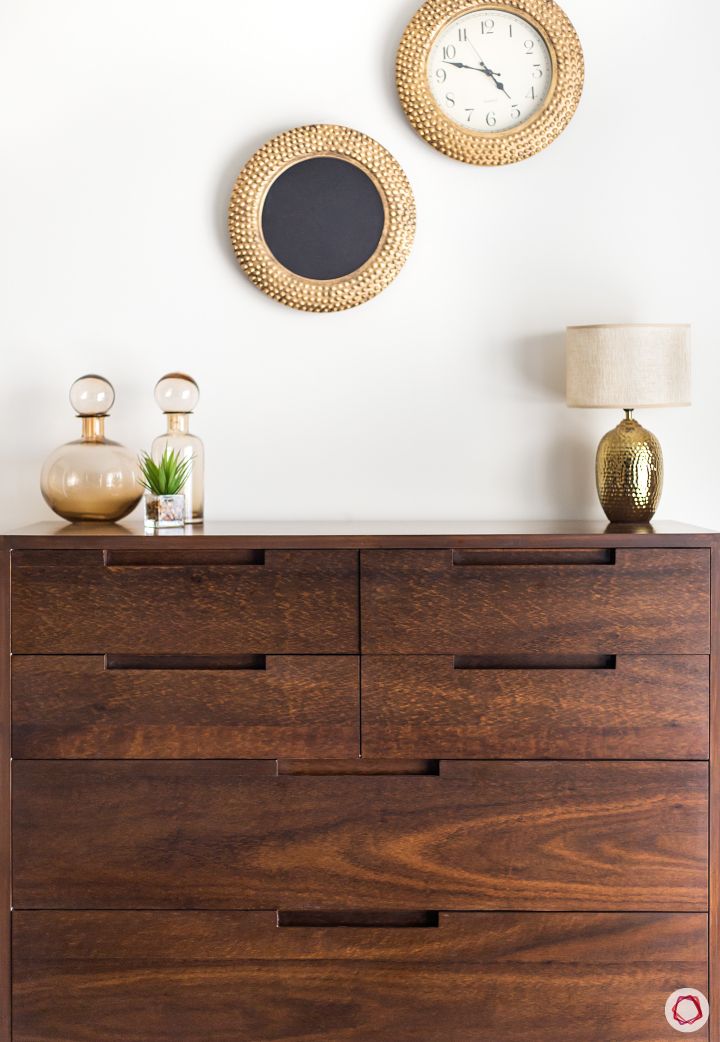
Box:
<box><xmin>396</xmin><ymin>0</ymin><xmax>584</xmax><ymax>165</ymax></box>
<box><xmin>228</xmin><ymin>125</ymin><xmax>416</xmax><ymax>312</ymax></box>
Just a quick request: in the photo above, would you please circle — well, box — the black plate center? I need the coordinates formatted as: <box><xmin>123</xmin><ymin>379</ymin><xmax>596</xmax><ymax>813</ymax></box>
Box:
<box><xmin>261</xmin><ymin>156</ymin><xmax>386</xmax><ymax>281</ymax></box>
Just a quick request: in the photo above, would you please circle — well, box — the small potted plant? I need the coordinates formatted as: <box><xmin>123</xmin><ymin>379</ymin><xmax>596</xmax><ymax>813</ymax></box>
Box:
<box><xmin>138</xmin><ymin>447</ymin><xmax>194</xmax><ymax>529</ymax></box>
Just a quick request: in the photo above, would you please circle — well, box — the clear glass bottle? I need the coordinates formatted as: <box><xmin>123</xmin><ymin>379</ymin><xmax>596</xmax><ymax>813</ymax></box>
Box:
<box><xmin>151</xmin><ymin>373</ymin><xmax>204</xmax><ymax>523</ymax></box>
<box><xmin>40</xmin><ymin>375</ymin><xmax>143</xmax><ymax>522</ymax></box>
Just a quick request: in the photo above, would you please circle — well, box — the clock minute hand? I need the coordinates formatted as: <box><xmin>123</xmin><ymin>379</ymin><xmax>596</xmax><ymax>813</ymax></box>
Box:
<box><xmin>476</xmin><ymin>60</ymin><xmax>511</xmax><ymax>99</ymax></box>
<box><xmin>477</xmin><ymin>63</ymin><xmax>511</xmax><ymax>99</ymax></box>
<box><xmin>466</xmin><ymin>35</ymin><xmax>512</xmax><ymax>99</ymax></box>
<box><xmin>491</xmin><ymin>77</ymin><xmax>511</xmax><ymax>100</ymax></box>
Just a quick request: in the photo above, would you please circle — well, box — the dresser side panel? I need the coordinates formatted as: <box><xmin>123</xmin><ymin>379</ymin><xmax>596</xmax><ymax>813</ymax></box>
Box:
<box><xmin>0</xmin><ymin>543</ymin><xmax>10</xmax><ymax>1042</ymax></box>
<box><xmin>710</xmin><ymin>537</ymin><xmax>719</xmax><ymax>1041</ymax></box>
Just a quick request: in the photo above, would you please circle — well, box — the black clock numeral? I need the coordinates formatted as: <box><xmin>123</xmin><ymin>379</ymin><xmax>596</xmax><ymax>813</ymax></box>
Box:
<box><xmin>511</xmin><ymin>105</ymin><xmax>521</xmax><ymax>119</ymax></box>
<box><xmin>508</xmin><ymin>23</ymin><xmax>513</xmax><ymax>37</ymax></box>
<box><xmin>526</xmin><ymin>85</ymin><xmax>536</xmax><ymax>100</ymax></box>
<box><xmin>465</xmin><ymin>107</ymin><xmax>474</xmax><ymax>122</ymax></box>
<box><xmin>458</xmin><ymin>27</ymin><xmax>468</xmax><ymax>41</ymax></box>
<box><xmin>486</xmin><ymin>111</ymin><xmax>497</xmax><ymax>126</ymax></box>
<box><xmin>436</xmin><ymin>67</ymin><xmax>447</xmax><ymax>83</ymax></box>
<box><xmin>481</xmin><ymin>18</ymin><xmax>495</xmax><ymax>34</ymax></box>
<box><xmin>442</xmin><ymin>44</ymin><xmax>456</xmax><ymax>60</ymax></box>
<box><xmin>532</xmin><ymin>64</ymin><xmax>543</xmax><ymax>78</ymax></box>
<box><xmin>445</xmin><ymin>91</ymin><xmax>456</xmax><ymax>107</ymax></box>
<box><xmin>524</xmin><ymin>39</ymin><xmax>535</xmax><ymax>52</ymax></box>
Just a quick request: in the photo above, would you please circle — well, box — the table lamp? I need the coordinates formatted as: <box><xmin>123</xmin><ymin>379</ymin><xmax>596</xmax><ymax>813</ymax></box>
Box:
<box><xmin>566</xmin><ymin>324</ymin><xmax>691</xmax><ymax>524</ymax></box>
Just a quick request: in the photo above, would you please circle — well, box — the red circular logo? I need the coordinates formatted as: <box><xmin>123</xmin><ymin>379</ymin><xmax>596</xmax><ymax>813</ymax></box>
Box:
<box><xmin>665</xmin><ymin>989</ymin><xmax>709</xmax><ymax>1033</ymax></box>
<box><xmin>672</xmin><ymin>995</ymin><xmax>703</xmax><ymax>1027</ymax></box>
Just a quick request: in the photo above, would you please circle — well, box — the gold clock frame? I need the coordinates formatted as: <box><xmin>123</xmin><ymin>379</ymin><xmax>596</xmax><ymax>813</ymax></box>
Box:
<box><xmin>228</xmin><ymin>125</ymin><xmax>416</xmax><ymax>313</ymax></box>
<box><xmin>396</xmin><ymin>0</ymin><xmax>584</xmax><ymax>165</ymax></box>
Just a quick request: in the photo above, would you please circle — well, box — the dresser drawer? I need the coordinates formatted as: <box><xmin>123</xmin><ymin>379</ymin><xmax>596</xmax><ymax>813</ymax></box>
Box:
<box><xmin>10</xmin><ymin>549</ymin><xmax>359</xmax><ymax>653</ymax></box>
<box><xmin>361</xmin><ymin>548</ymin><xmax>710</xmax><ymax>653</ymax></box>
<box><xmin>362</xmin><ymin>655</ymin><xmax>709</xmax><ymax>760</ymax></box>
<box><xmin>13</xmin><ymin>760</ymin><xmax>708</xmax><ymax>911</ymax></box>
<box><xmin>12</xmin><ymin>910</ymin><xmax>708</xmax><ymax>1042</ymax></box>
<box><xmin>12</xmin><ymin>655</ymin><xmax>359</xmax><ymax>759</ymax></box>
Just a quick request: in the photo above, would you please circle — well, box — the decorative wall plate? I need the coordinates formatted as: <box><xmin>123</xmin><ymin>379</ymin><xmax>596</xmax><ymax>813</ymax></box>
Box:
<box><xmin>228</xmin><ymin>125</ymin><xmax>416</xmax><ymax>312</ymax></box>
<box><xmin>396</xmin><ymin>0</ymin><xmax>584</xmax><ymax>165</ymax></box>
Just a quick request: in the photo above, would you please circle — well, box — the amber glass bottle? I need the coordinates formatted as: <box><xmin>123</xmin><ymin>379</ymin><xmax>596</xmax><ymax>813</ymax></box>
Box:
<box><xmin>151</xmin><ymin>373</ymin><xmax>204</xmax><ymax>524</ymax></box>
<box><xmin>40</xmin><ymin>375</ymin><xmax>142</xmax><ymax>523</ymax></box>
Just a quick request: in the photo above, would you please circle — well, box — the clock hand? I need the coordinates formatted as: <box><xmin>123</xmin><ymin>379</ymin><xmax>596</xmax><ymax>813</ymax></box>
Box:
<box><xmin>443</xmin><ymin>60</ymin><xmax>501</xmax><ymax>76</ymax></box>
<box><xmin>465</xmin><ymin>34</ymin><xmax>512</xmax><ymax>99</ymax></box>
<box><xmin>477</xmin><ymin>62</ymin><xmax>511</xmax><ymax>99</ymax></box>
<box><xmin>444</xmin><ymin>59</ymin><xmax>512</xmax><ymax>99</ymax></box>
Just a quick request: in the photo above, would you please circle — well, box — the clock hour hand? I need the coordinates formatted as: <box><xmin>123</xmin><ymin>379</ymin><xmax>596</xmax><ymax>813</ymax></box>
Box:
<box><xmin>443</xmin><ymin>59</ymin><xmax>501</xmax><ymax>75</ymax></box>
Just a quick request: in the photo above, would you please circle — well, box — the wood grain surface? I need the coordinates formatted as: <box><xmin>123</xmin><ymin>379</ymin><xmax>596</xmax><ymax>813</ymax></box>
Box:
<box><xmin>0</xmin><ymin>546</ymin><xmax>9</xmax><ymax>1042</ymax></box>
<box><xmin>362</xmin><ymin>655</ymin><xmax>710</xmax><ymax>760</ymax></box>
<box><xmin>10</xmin><ymin>549</ymin><xmax>359</xmax><ymax>654</ymax></box>
<box><xmin>12</xmin><ymin>655</ymin><xmax>360</xmax><ymax>759</ymax></box>
<box><xmin>5</xmin><ymin>530</ymin><xmax>718</xmax><ymax>1042</ymax></box>
<box><xmin>12</xmin><ymin>761</ymin><xmax>708</xmax><ymax>911</ymax></box>
<box><xmin>12</xmin><ymin>911</ymin><xmax>708</xmax><ymax>1042</ymax></box>
<box><xmin>360</xmin><ymin>549</ymin><xmax>710</xmax><ymax>653</ymax></box>
<box><xmin>711</xmin><ymin>539</ymin><xmax>720</xmax><ymax>1040</ymax></box>
<box><xmin>5</xmin><ymin>518</ymin><xmax>716</xmax><ymax>544</ymax></box>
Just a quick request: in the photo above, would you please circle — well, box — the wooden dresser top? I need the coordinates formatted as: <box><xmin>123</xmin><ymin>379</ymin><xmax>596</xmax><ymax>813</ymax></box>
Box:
<box><xmin>2</xmin><ymin>519</ymin><xmax>717</xmax><ymax>549</ymax></box>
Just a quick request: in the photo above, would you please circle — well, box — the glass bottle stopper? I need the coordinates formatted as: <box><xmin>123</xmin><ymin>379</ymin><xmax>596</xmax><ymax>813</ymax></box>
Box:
<box><xmin>154</xmin><ymin>373</ymin><xmax>199</xmax><ymax>414</ymax></box>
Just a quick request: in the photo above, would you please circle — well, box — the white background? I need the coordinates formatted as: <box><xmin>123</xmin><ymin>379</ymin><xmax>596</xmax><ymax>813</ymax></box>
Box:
<box><xmin>0</xmin><ymin>0</ymin><xmax>717</xmax><ymax>530</ymax></box>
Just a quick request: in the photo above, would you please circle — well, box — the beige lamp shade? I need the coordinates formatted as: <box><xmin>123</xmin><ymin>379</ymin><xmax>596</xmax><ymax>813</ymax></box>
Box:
<box><xmin>566</xmin><ymin>324</ymin><xmax>691</xmax><ymax>408</ymax></box>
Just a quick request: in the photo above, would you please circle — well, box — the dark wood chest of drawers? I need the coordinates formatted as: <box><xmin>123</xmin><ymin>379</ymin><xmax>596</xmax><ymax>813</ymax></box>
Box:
<box><xmin>1</xmin><ymin>521</ymin><xmax>717</xmax><ymax>1041</ymax></box>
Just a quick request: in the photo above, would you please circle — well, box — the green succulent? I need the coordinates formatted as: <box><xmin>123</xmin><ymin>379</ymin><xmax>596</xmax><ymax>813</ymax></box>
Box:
<box><xmin>138</xmin><ymin>447</ymin><xmax>194</xmax><ymax>496</ymax></box>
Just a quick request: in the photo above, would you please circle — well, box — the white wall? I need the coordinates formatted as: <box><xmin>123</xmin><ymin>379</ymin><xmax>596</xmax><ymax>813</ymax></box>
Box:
<box><xmin>1</xmin><ymin>0</ymin><xmax>718</xmax><ymax>530</ymax></box>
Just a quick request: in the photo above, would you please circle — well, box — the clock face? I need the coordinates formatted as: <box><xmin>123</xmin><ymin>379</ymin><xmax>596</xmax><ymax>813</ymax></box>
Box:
<box><xmin>428</xmin><ymin>8</ymin><xmax>554</xmax><ymax>133</ymax></box>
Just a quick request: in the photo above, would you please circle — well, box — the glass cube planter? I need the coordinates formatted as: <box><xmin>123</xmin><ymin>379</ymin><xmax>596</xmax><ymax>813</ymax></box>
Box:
<box><xmin>144</xmin><ymin>493</ymin><xmax>185</xmax><ymax>529</ymax></box>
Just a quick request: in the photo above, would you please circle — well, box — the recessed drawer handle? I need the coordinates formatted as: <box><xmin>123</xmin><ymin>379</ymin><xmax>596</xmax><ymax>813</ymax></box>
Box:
<box><xmin>278</xmin><ymin>758</ymin><xmax>440</xmax><ymax>776</ymax></box>
<box><xmin>452</xmin><ymin>549</ymin><xmax>617</xmax><ymax>566</ymax></box>
<box><xmin>103</xmin><ymin>549</ymin><xmax>265</xmax><ymax>568</ymax></box>
<box><xmin>105</xmin><ymin>654</ymin><xmax>267</xmax><ymax>671</ymax></box>
<box><xmin>277</xmin><ymin>911</ymin><xmax>440</xmax><ymax>929</ymax></box>
<box><xmin>453</xmin><ymin>654</ymin><xmax>617</xmax><ymax>671</ymax></box>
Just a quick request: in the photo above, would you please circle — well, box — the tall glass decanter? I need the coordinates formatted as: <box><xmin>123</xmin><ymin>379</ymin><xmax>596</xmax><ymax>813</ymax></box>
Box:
<box><xmin>40</xmin><ymin>375</ymin><xmax>142</xmax><ymax>522</ymax></box>
<box><xmin>151</xmin><ymin>372</ymin><xmax>204</xmax><ymax>524</ymax></box>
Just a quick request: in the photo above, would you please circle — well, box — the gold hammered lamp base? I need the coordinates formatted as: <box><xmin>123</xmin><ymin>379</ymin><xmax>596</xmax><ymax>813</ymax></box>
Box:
<box><xmin>595</xmin><ymin>411</ymin><xmax>663</xmax><ymax>524</ymax></box>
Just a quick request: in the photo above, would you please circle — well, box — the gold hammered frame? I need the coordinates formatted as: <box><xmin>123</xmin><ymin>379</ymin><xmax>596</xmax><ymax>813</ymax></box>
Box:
<box><xmin>228</xmin><ymin>125</ymin><xmax>416</xmax><ymax>312</ymax></box>
<box><xmin>396</xmin><ymin>0</ymin><xmax>584</xmax><ymax>165</ymax></box>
